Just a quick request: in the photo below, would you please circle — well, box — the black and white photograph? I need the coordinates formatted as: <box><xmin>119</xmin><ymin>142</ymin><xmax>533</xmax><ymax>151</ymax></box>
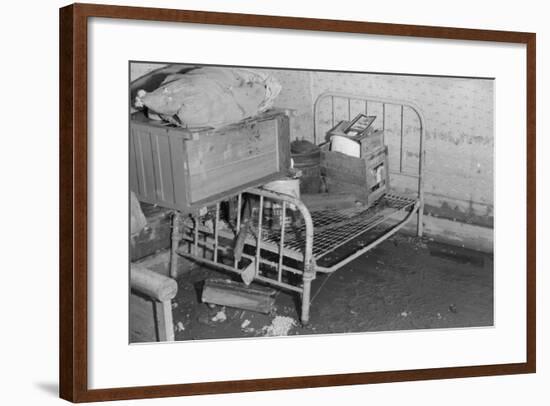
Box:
<box><xmin>1</xmin><ymin>0</ymin><xmax>544</xmax><ymax>404</ymax></box>
<box><xmin>128</xmin><ymin>62</ymin><xmax>494</xmax><ymax>343</ymax></box>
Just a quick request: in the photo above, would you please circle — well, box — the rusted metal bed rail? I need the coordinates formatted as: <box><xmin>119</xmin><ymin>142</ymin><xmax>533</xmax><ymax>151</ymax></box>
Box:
<box><xmin>315</xmin><ymin>201</ymin><xmax>420</xmax><ymax>274</ymax></box>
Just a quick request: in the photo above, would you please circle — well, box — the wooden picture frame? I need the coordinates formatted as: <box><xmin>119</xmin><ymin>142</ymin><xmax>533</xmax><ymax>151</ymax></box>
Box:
<box><xmin>59</xmin><ymin>3</ymin><xmax>536</xmax><ymax>402</ymax></box>
<box><xmin>341</xmin><ymin>113</ymin><xmax>376</xmax><ymax>137</ymax></box>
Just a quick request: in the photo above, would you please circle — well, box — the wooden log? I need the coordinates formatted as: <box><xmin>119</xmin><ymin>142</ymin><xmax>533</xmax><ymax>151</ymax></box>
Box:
<box><xmin>202</xmin><ymin>278</ymin><xmax>276</xmax><ymax>314</ymax></box>
<box><xmin>130</xmin><ymin>265</ymin><xmax>178</xmax><ymax>302</ymax></box>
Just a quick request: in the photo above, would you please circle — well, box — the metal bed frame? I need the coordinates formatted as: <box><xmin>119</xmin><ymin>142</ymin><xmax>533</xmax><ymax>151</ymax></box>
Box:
<box><xmin>170</xmin><ymin>92</ymin><xmax>426</xmax><ymax>325</ymax></box>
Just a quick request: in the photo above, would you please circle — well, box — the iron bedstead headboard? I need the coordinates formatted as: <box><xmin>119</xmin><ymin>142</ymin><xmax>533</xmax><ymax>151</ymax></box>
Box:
<box><xmin>313</xmin><ymin>91</ymin><xmax>426</xmax><ymax>235</ymax></box>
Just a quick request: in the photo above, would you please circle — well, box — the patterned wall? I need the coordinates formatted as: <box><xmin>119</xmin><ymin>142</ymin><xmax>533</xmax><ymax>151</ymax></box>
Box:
<box><xmin>306</xmin><ymin>72</ymin><xmax>494</xmax><ymax>227</ymax></box>
<box><xmin>131</xmin><ymin>63</ymin><xmax>494</xmax><ymax>227</ymax></box>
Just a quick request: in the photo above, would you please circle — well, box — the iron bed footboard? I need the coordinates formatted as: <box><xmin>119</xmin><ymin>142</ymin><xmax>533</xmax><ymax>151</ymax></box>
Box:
<box><xmin>170</xmin><ymin>186</ymin><xmax>419</xmax><ymax>324</ymax></box>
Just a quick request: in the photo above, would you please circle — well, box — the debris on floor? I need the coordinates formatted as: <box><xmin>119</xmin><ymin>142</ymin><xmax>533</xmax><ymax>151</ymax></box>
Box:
<box><xmin>391</xmin><ymin>234</ymin><xmax>429</xmax><ymax>250</ymax></box>
<box><xmin>175</xmin><ymin>321</ymin><xmax>186</xmax><ymax>332</ymax></box>
<box><xmin>211</xmin><ymin>308</ymin><xmax>227</xmax><ymax>322</ymax></box>
<box><xmin>240</xmin><ymin>260</ymin><xmax>256</xmax><ymax>285</ymax></box>
<box><xmin>204</xmin><ymin>219</ymin><xmax>214</xmax><ymax>233</ymax></box>
<box><xmin>262</xmin><ymin>316</ymin><xmax>296</xmax><ymax>337</ymax></box>
<box><xmin>240</xmin><ymin>319</ymin><xmax>256</xmax><ymax>333</ymax></box>
<box><xmin>161</xmin><ymin>235</ymin><xmax>493</xmax><ymax>342</ymax></box>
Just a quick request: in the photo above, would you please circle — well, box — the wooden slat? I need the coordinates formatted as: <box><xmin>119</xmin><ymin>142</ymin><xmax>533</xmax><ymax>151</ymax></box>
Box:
<box><xmin>154</xmin><ymin>301</ymin><xmax>175</xmax><ymax>342</ymax></box>
<box><xmin>134</xmin><ymin>130</ymin><xmax>153</xmax><ymax>196</ymax></box>
<box><xmin>168</xmin><ymin>136</ymin><xmax>188</xmax><ymax>207</ymax></box>
<box><xmin>151</xmin><ymin>134</ymin><xmax>175</xmax><ymax>204</ymax></box>
<box><xmin>188</xmin><ymin>151</ymin><xmax>278</xmax><ymax>202</ymax></box>
<box><xmin>129</xmin><ymin>128</ymin><xmax>140</xmax><ymax>194</ymax></box>
<box><xmin>321</xmin><ymin>150</ymin><xmax>367</xmax><ymax>184</ymax></box>
<box><xmin>186</xmin><ymin>120</ymin><xmax>277</xmax><ymax>172</ymax></box>
<box><xmin>149</xmin><ymin>134</ymin><xmax>165</xmax><ymax>202</ymax></box>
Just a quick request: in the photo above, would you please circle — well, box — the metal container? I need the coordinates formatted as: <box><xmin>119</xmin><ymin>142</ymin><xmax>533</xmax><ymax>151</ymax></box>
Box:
<box><xmin>291</xmin><ymin>139</ymin><xmax>322</xmax><ymax>194</ymax></box>
<box><xmin>262</xmin><ymin>178</ymin><xmax>300</xmax><ymax>230</ymax></box>
<box><xmin>263</xmin><ymin>178</ymin><xmax>300</xmax><ymax>199</ymax></box>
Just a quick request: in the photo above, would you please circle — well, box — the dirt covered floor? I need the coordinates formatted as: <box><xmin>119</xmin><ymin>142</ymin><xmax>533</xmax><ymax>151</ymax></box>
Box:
<box><xmin>139</xmin><ymin>232</ymin><xmax>493</xmax><ymax>341</ymax></box>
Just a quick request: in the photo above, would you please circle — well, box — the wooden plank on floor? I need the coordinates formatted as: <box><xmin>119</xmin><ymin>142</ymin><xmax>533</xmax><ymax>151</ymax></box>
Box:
<box><xmin>202</xmin><ymin>278</ymin><xmax>276</xmax><ymax>314</ymax></box>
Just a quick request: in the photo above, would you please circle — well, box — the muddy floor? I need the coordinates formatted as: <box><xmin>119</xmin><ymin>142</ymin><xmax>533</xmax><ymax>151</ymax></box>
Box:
<box><xmin>138</xmin><ymin>233</ymin><xmax>493</xmax><ymax>341</ymax></box>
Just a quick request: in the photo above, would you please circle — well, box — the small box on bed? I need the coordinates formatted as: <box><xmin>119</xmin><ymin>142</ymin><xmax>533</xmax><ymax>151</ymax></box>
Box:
<box><xmin>320</xmin><ymin>143</ymin><xmax>390</xmax><ymax>207</ymax></box>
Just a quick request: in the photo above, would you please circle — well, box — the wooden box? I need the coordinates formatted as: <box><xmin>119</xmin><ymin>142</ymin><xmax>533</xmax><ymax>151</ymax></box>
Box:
<box><xmin>130</xmin><ymin>111</ymin><xmax>291</xmax><ymax>213</ymax></box>
<box><xmin>320</xmin><ymin>143</ymin><xmax>390</xmax><ymax>206</ymax></box>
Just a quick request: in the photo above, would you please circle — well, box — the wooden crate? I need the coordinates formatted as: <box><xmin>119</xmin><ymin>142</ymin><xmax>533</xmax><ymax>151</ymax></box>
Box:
<box><xmin>130</xmin><ymin>111</ymin><xmax>291</xmax><ymax>213</ymax></box>
<box><xmin>320</xmin><ymin>143</ymin><xmax>390</xmax><ymax>206</ymax></box>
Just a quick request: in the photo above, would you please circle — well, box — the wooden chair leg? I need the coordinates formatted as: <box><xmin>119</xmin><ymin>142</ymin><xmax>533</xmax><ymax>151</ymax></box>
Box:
<box><xmin>154</xmin><ymin>300</ymin><xmax>174</xmax><ymax>342</ymax></box>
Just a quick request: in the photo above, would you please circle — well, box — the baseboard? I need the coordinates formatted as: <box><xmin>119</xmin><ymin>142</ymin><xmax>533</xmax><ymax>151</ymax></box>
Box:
<box><xmin>399</xmin><ymin>214</ymin><xmax>494</xmax><ymax>254</ymax></box>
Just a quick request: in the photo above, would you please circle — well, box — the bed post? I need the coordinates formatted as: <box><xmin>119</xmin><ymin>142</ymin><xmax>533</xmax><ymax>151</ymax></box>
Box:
<box><xmin>170</xmin><ymin>211</ymin><xmax>182</xmax><ymax>279</ymax></box>
<box><xmin>417</xmin><ymin>195</ymin><xmax>424</xmax><ymax>237</ymax></box>
<box><xmin>301</xmin><ymin>263</ymin><xmax>315</xmax><ymax>325</ymax></box>
<box><xmin>417</xmin><ymin>113</ymin><xmax>426</xmax><ymax>237</ymax></box>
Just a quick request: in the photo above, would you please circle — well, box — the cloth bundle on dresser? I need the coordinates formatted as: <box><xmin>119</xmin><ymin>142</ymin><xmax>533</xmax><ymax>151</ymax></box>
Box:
<box><xmin>135</xmin><ymin>66</ymin><xmax>281</xmax><ymax>129</ymax></box>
